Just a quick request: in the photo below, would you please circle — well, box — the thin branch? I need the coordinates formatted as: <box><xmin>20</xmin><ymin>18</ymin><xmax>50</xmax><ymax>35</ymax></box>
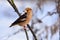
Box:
<box><xmin>27</xmin><ymin>24</ymin><xmax>37</xmax><ymax>40</ymax></box>
<box><xmin>24</xmin><ymin>29</ymin><xmax>29</xmax><ymax>40</ymax></box>
<box><xmin>7</xmin><ymin>0</ymin><xmax>21</xmax><ymax>16</ymax></box>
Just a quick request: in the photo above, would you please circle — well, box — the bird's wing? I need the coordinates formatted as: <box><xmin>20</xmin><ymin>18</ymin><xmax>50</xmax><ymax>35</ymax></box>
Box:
<box><xmin>13</xmin><ymin>13</ymin><xmax>27</xmax><ymax>23</ymax></box>
<box><xmin>10</xmin><ymin>13</ymin><xmax>27</xmax><ymax>27</ymax></box>
<box><xmin>20</xmin><ymin>13</ymin><xmax>27</xmax><ymax>19</ymax></box>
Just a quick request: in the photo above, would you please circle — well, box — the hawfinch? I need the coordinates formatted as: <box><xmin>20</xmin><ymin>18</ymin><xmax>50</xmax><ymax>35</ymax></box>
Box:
<box><xmin>10</xmin><ymin>8</ymin><xmax>32</xmax><ymax>29</ymax></box>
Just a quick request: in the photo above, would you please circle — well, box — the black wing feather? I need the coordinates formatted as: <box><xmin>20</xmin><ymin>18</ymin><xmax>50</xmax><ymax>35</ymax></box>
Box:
<box><xmin>10</xmin><ymin>13</ymin><xmax>27</xmax><ymax>27</ymax></box>
<box><xmin>13</xmin><ymin>13</ymin><xmax>27</xmax><ymax>23</ymax></box>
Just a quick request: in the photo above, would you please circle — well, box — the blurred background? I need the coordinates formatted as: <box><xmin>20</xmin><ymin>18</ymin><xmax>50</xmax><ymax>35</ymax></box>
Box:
<box><xmin>0</xmin><ymin>0</ymin><xmax>59</xmax><ymax>40</ymax></box>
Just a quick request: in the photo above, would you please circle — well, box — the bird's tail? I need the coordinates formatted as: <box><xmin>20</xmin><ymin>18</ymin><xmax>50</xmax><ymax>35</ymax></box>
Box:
<box><xmin>9</xmin><ymin>24</ymin><xmax>13</xmax><ymax>27</ymax></box>
<box><xmin>9</xmin><ymin>23</ymin><xmax>15</xmax><ymax>27</ymax></box>
<box><xmin>9</xmin><ymin>20</ymin><xmax>18</xmax><ymax>27</ymax></box>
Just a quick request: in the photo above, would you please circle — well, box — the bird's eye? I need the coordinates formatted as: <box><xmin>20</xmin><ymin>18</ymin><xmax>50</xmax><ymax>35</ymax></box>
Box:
<box><xmin>27</xmin><ymin>10</ymin><xmax>28</xmax><ymax>11</ymax></box>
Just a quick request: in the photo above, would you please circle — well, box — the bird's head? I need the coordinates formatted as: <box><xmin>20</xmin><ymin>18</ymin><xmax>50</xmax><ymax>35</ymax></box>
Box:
<box><xmin>24</xmin><ymin>7</ymin><xmax>32</xmax><ymax>13</ymax></box>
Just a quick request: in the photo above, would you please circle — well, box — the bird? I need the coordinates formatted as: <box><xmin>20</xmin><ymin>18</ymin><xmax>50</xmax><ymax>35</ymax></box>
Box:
<box><xmin>10</xmin><ymin>7</ymin><xmax>32</xmax><ymax>29</ymax></box>
<box><xmin>9</xmin><ymin>7</ymin><xmax>37</xmax><ymax>40</ymax></box>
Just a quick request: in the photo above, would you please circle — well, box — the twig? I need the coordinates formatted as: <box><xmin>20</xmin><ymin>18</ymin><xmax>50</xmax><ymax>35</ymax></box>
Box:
<box><xmin>27</xmin><ymin>24</ymin><xmax>37</xmax><ymax>40</ymax></box>
<box><xmin>7</xmin><ymin>0</ymin><xmax>21</xmax><ymax>16</ymax></box>
<box><xmin>24</xmin><ymin>29</ymin><xmax>29</xmax><ymax>40</ymax></box>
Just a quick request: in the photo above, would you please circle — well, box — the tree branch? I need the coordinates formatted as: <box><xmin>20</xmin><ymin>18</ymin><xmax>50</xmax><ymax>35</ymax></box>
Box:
<box><xmin>24</xmin><ymin>29</ymin><xmax>29</xmax><ymax>40</ymax></box>
<box><xmin>27</xmin><ymin>24</ymin><xmax>37</xmax><ymax>40</ymax></box>
<box><xmin>7</xmin><ymin>0</ymin><xmax>21</xmax><ymax>16</ymax></box>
